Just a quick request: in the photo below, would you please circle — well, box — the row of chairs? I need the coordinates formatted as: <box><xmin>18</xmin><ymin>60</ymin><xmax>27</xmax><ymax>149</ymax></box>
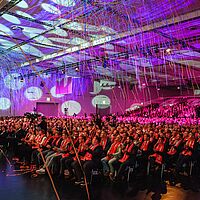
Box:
<box><xmin>90</xmin><ymin>160</ymin><xmax>139</xmax><ymax>184</ymax></box>
<box><xmin>90</xmin><ymin>159</ymin><xmax>196</xmax><ymax>184</ymax></box>
<box><xmin>147</xmin><ymin>160</ymin><xmax>196</xmax><ymax>179</ymax></box>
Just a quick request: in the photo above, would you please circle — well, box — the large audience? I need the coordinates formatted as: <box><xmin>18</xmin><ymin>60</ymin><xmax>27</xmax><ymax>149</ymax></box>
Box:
<box><xmin>0</xmin><ymin>102</ymin><xmax>200</xmax><ymax>186</ymax></box>
<box><xmin>125</xmin><ymin>100</ymin><xmax>198</xmax><ymax>119</ymax></box>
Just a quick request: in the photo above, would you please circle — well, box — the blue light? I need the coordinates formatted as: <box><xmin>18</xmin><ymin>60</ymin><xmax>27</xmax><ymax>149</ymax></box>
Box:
<box><xmin>4</xmin><ymin>73</ymin><xmax>25</xmax><ymax>90</ymax></box>
<box><xmin>24</xmin><ymin>87</ymin><xmax>43</xmax><ymax>101</ymax></box>
<box><xmin>2</xmin><ymin>14</ymin><xmax>21</xmax><ymax>24</ymax></box>
<box><xmin>0</xmin><ymin>97</ymin><xmax>11</xmax><ymax>110</ymax></box>
<box><xmin>41</xmin><ymin>3</ymin><xmax>61</xmax><ymax>15</ymax></box>
<box><xmin>92</xmin><ymin>95</ymin><xmax>111</xmax><ymax>109</ymax></box>
<box><xmin>51</xmin><ymin>0</ymin><xmax>76</xmax><ymax>7</ymax></box>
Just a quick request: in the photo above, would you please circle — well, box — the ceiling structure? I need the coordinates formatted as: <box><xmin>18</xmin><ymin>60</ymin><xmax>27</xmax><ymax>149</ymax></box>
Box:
<box><xmin>0</xmin><ymin>0</ymin><xmax>200</xmax><ymax>87</ymax></box>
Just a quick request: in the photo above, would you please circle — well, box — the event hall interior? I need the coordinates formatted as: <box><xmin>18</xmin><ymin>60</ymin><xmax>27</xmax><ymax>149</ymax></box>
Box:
<box><xmin>0</xmin><ymin>0</ymin><xmax>200</xmax><ymax>200</ymax></box>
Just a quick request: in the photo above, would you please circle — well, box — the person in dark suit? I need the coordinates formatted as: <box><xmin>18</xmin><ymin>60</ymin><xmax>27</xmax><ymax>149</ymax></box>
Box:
<box><xmin>116</xmin><ymin>136</ymin><xmax>138</xmax><ymax>180</ymax></box>
<box><xmin>72</xmin><ymin>136</ymin><xmax>103</xmax><ymax>185</ymax></box>
<box><xmin>38</xmin><ymin>117</ymin><xmax>47</xmax><ymax>132</ymax></box>
<box><xmin>100</xmin><ymin>131</ymin><xmax>111</xmax><ymax>157</ymax></box>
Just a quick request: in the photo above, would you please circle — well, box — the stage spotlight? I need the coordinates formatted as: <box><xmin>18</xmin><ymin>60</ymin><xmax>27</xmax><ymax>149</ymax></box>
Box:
<box><xmin>166</xmin><ymin>48</ymin><xmax>171</xmax><ymax>54</ymax></box>
<box><xmin>40</xmin><ymin>81</ymin><xmax>44</xmax><ymax>87</ymax></box>
<box><xmin>62</xmin><ymin>69</ymin><xmax>65</xmax><ymax>74</ymax></box>
<box><xmin>46</xmin><ymin>97</ymin><xmax>51</xmax><ymax>102</ymax></box>
<box><xmin>11</xmin><ymin>25</ymin><xmax>23</xmax><ymax>31</ymax></box>
<box><xmin>75</xmin><ymin>67</ymin><xmax>79</xmax><ymax>72</ymax></box>
<box><xmin>177</xmin><ymin>86</ymin><xmax>180</xmax><ymax>90</ymax></box>
<box><xmin>20</xmin><ymin>77</ymin><xmax>24</xmax><ymax>82</ymax></box>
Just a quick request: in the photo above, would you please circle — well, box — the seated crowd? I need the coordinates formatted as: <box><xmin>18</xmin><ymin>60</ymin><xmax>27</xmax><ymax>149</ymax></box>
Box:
<box><xmin>0</xmin><ymin>112</ymin><xmax>200</xmax><ymax>186</ymax></box>
<box><xmin>125</xmin><ymin>99</ymin><xmax>198</xmax><ymax>119</ymax></box>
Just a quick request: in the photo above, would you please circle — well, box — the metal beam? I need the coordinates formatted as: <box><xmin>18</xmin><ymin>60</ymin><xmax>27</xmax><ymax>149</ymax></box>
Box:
<box><xmin>7</xmin><ymin>11</ymin><xmax>54</xmax><ymax>27</ymax></box>
<box><xmin>7</xmin><ymin>6</ymin><xmax>103</xmax><ymax>51</ymax></box>
<box><xmin>153</xmin><ymin>29</ymin><xmax>200</xmax><ymax>53</ymax></box>
<box><xmin>20</xmin><ymin>9</ymin><xmax>200</xmax><ymax>67</ymax></box>
<box><xmin>0</xmin><ymin>0</ymin><xmax>22</xmax><ymax>15</ymax></box>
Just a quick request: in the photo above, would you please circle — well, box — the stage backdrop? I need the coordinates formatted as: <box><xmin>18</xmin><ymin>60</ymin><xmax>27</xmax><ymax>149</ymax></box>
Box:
<box><xmin>0</xmin><ymin>73</ymin><xmax>194</xmax><ymax>116</ymax></box>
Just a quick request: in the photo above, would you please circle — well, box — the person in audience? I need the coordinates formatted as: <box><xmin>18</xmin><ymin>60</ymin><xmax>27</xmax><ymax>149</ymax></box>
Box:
<box><xmin>38</xmin><ymin>116</ymin><xmax>47</xmax><ymax>132</ymax></box>
<box><xmin>176</xmin><ymin>132</ymin><xmax>196</xmax><ymax>174</ymax></box>
<box><xmin>31</xmin><ymin>129</ymin><xmax>47</xmax><ymax>165</ymax></box>
<box><xmin>139</xmin><ymin>134</ymin><xmax>153</xmax><ymax>171</ymax></box>
<box><xmin>59</xmin><ymin>134</ymin><xmax>85</xmax><ymax>178</ymax></box>
<box><xmin>72</xmin><ymin>136</ymin><xmax>103</xmax><ymax>185</ymax></box>
<box><xmin>166</xmin><ymin>133</ymin><xmax>182</xmax><ymax>170</ymax></box>
<box><xmin>114</xmin><ymin>136</ymin><xmax>138</xmax><ymax>181</ymax></box>
<box><xmin>101</xmin><ymin>135</ymin><xmax>122</xmax><ymax>178</ymax></box>
<box><xmin>36</xmin><ymin>129</ymin><xmax>62</xmax><ymax>169</ymax></box>
<box><xmin>149</xmin><ymin>137</ymin><xmax>165</xmax><ymax>169</ymax></box>
<box><xmin>100</xmin><ymin>131</ymin><xmax>111</xmax><ymax>157</ymax></box>
<box><xmin>36</xmin><ymin>132</ymin><xmax>69</xmax><ymax>174</ymax></box>
<box><xmin>81</xmin><ymin>136</ymin><xmax>103</xmax><ymax>185</ymax></box>
<box><xmin>32</xmin><ymin>129</ymin><xmax>53</xmax><ymax>169</ymax></box>
<box><xmin>18</xmin><ymin>128</ymin><xmax>36</xmax><ymax>166</ymax></box>
<box><xmin>0</xmin><ymin>98</ymin><xmax>200</xmax><ymax>187</ymax></box>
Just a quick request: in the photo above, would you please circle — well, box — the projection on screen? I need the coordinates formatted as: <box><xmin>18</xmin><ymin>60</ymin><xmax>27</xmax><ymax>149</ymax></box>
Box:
<box><xmin>4</xmin><ymin>73</ymin><xmax>25</xmax><ymax>90</ymax></box>
<box><xmin>92</xmin><ymin>95</ymin><xmax>111</xmax><ymax>109</ymax></box>
<box><xmin>61</xmin><ymin>100</ymin><xmax>81</xmax><ymax>116</ymax></box>
<box><xmin>90</xmin><ymin>80</ymin><xmax>116</xmax><ymax>94</ymax></box>
<box><xmin>0</xmin><ymin>97</ymin><xmax>11</xmax><ymax>110</ymax></box>
<box><xmin>24</xmin><ymin>87</ymin><xmax>43</xmax><ymax>101</ymax></box>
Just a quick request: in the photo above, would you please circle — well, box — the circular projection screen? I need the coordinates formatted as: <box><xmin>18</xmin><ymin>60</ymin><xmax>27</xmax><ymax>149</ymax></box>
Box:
<box><xmin>50</xmin><ymin>86</ymin><xmax>64</xmax><ymax>98</ymax></box>
<box><xmin>0</xmin><ymin>97</ymin><xmax>11</xmax><ymax>110</ymax></box>
<box><xmin>92</xmin><ymin>95</ymin><xmax>111</xmax><ymax>109</ymax></box>
<box><xmin>61</xmin><ymin>100</ymin><xmax>81</xmax><ymax>116</ymax></box>
<box><xmin>24</xmin><ymin>87</ymin><xmax>43</xmax><ymax>101</ymax></box>
<box><xmin>4</xmin><ymin>73</ymin><xmax>25</xmax><ymax>90</ymax></box>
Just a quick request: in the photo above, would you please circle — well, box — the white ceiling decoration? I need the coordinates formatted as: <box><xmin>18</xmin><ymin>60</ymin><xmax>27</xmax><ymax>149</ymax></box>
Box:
<box><xmin>0</xmin><ymin>0</ymin><xmax>199</xmax><ymax>87</ymax></box>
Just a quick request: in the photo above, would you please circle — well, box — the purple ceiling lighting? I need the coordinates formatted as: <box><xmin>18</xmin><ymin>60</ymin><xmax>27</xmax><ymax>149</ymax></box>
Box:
<box><xmin>0</xmin><ymin>0</ymin><xmax>198</xmax><ymax>88</ymax></box>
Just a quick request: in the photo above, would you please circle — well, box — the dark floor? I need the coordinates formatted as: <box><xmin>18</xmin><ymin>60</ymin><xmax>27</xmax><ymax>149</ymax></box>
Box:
<box><xmin>1</xmin><ymin>151</ymin><xmax>200</xmax><ymax>200</ymax></box>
